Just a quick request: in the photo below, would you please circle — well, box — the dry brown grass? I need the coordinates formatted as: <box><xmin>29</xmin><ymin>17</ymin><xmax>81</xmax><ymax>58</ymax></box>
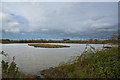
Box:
<box><xmin>28</xmin><ymin>44</ymin><xmax>70</xmax><ymax>48</ymax></box>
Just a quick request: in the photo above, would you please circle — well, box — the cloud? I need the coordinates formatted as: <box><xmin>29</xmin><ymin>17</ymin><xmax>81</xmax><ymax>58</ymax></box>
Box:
<box><xmin>8</xmin><ymin>28</ymin><xmax>20</xmax><ymax>33</ymax></box>
<box><xmin>21</xmin><ymin>33</ymin><xmax>25</xmax><ymax>35</ymax></box>
<box><xmin>90</xmin><ymin>16</ymin><xmax>107</xmax><ymax>21</ymax></box>
<box><xmin>1</xmin><ymin>2</ymin><xmax>118</xmax><ymax>39</ymax></box>
<box><xmin>41</xmin><ymin>28</ymin><xmax>48</xmax><ymax>31</ymax></box>
<box><xmin>0</xmin><ymin>12</ymin><xmax>29</xmax><ymax>33</ymax></box>
<box><xmin>0</xmin><ymin>12</ymin><xmax>20</xmax><ymax>33</ymax></box>
<box><xmin>91</xmin><ymin>23</ymin><xmax>118</xmax><ymax>32</ymax></box>
<box><xmin>91</xmin><ymin>23</ymin><xmax>111</xmax><ymax>28</ymax></box>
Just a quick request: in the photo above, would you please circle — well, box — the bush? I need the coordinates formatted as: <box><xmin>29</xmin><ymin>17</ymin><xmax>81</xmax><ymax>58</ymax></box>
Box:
<box><xmin>1</xmin><ymin>51</ymin><xmax>40</xmax><ymax>78</ymax></box>
<box><xmin>40</xmin><ymin>46</ymin><xmax>120</xmax><ymax>78</ymax></box>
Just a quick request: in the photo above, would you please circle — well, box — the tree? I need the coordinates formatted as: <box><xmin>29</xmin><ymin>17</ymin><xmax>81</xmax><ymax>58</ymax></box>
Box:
<box><xmin>89</xmin><ymin>39</ymin><xmax>93</xmax><ymax>43</ymax></box>
<box><xmin>63</xmin><ymin>38</ymin><xmax>70</xmax><ymax>41</ymax></box>
<box><xmin>94</xmin><ymin>39</ymin><xmax>97</xmax><ymax>42</ymax></box>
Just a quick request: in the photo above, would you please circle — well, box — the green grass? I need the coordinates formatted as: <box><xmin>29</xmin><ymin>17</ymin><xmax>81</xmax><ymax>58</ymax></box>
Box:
<box><xmin>40</xmin><ymin>46</ymin><xmax>120</xmax><ymax>78</ymax></box>
<box><xmin>28</xmin><ymin>44</ymin><xmax>70</xmax><ymax>48</ymax></box>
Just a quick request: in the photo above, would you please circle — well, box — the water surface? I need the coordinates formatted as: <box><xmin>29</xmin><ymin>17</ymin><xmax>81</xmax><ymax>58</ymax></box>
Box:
<box><xmin>1</xmin><ymin>43</ymin><xmax>103</xmax><ymax>76</ymax></box>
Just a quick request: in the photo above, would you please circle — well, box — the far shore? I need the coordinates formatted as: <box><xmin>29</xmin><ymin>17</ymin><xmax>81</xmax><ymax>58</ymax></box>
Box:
<box><xmin>0</xmin><ymin>39</ymin><xmax>118</xmax><ymax>44</ymax></box>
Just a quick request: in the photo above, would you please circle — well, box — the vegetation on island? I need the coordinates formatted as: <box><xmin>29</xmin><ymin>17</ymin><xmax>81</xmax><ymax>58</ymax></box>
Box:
<box><xmin>28</xmin><ymin>44</ymin><xmax>70</xmax><ymax>48</ymax></box>
<box><xmin>40</xmin><ymin>45</ymin><xmax>120</xmax><ymax>78</ymax></box>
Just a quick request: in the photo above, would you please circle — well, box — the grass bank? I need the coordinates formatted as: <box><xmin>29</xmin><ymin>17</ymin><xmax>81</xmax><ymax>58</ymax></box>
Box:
<box><xmin>28</xmin><ymin>44</ymin><xmax>70</xmax><ymax>48</ymax></box>
<box><xmin>40</xmin><ymin>46</ymin><xmax>120</xmax><ymax>78</ymax></box>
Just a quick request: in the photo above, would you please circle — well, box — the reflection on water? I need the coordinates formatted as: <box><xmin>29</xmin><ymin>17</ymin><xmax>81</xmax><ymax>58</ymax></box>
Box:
<box><xmin>1</xmin><ymin>43</ymin><xmax>103</xmax><ymax>76</ymax></box>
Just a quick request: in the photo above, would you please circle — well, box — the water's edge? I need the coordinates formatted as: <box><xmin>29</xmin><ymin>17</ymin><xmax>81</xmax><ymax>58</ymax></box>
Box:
<box><xmin>1</xmin><ymin>43</ymin><xmax>104</xmax><ymax>78</ymax></box>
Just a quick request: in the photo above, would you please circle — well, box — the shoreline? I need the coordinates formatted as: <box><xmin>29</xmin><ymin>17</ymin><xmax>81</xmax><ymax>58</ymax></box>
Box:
<box><xmin>40</xmin><ymin>47</ymin><xmax>119</xmax><ymax>78</ymax></box>
<box><xmin>1</xmin><ymin>43</ymin><xmax>118</xmax><ymax>78</ymax></box>
<box><xmin>1</xmin><ymin>39</ymin><xmax>118</xmax><ymax>44</ymax></box>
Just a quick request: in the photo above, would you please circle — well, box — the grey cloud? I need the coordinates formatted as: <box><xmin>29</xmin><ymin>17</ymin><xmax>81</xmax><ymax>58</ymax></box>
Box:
<box><xmin>0</xmin><ymin>12</ymin><xmax>20</xmax><ymax>33</ymax></box>
<box><xmin>90</xmin><ymin>16</ymin><xmax>107</xmax><ymax>21</ymax></box>
<box><xmin>1</xmin><ymin>2</ymin><xmax>118</xmax><ymax>39</ymax></box>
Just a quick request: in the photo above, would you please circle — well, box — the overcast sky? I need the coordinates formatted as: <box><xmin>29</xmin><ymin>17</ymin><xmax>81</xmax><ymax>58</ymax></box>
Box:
<box><xmin>0</xmin><ymin>2</ymin><xmax>118</xmax><ymax>40</ymax></box>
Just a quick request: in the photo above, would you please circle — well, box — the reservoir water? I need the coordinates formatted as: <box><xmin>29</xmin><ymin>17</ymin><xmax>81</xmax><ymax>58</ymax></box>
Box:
<box><xmin>1</xmin><ymin>43</ymin><xmax>103</xmax><ymax>76</ymax></box>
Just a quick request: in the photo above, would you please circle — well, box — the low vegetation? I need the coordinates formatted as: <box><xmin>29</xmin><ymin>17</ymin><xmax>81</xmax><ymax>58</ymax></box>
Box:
<box><xmin>1</xmin><ymin>39</ymin><xmax>118</xmax><ymax>44</ymax></box>
<box><xmin>40</xmin><ymin>45</ymin><xmax>120</xmax><ymax>78</ymax></box>
<box><xmin>28</xmin><ymin>44</ymin><xmax>70</xmax><ymax>48</ymax></box>
<box><xmin>1</xmin><ymin>32</ymin><xmax>118</xmax><ymax>44</ymax></box>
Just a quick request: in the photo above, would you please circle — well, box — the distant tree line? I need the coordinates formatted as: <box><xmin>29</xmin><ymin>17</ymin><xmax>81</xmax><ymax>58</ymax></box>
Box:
<box><xmin>1</xmin><ymin>32</ymin><xmax>118</xmax><ymax>44</ymax></box>
<box><xmin>0</xmin><ymin>38</ymin><xmax>118</xmax><ymax>44</ymax></box>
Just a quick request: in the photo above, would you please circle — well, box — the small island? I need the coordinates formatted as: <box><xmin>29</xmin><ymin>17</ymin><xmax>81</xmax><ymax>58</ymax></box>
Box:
<box><xmin>28</xmin><ymin>44</ymin><xmax>70</xmax><ymax>48</ymax></box>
